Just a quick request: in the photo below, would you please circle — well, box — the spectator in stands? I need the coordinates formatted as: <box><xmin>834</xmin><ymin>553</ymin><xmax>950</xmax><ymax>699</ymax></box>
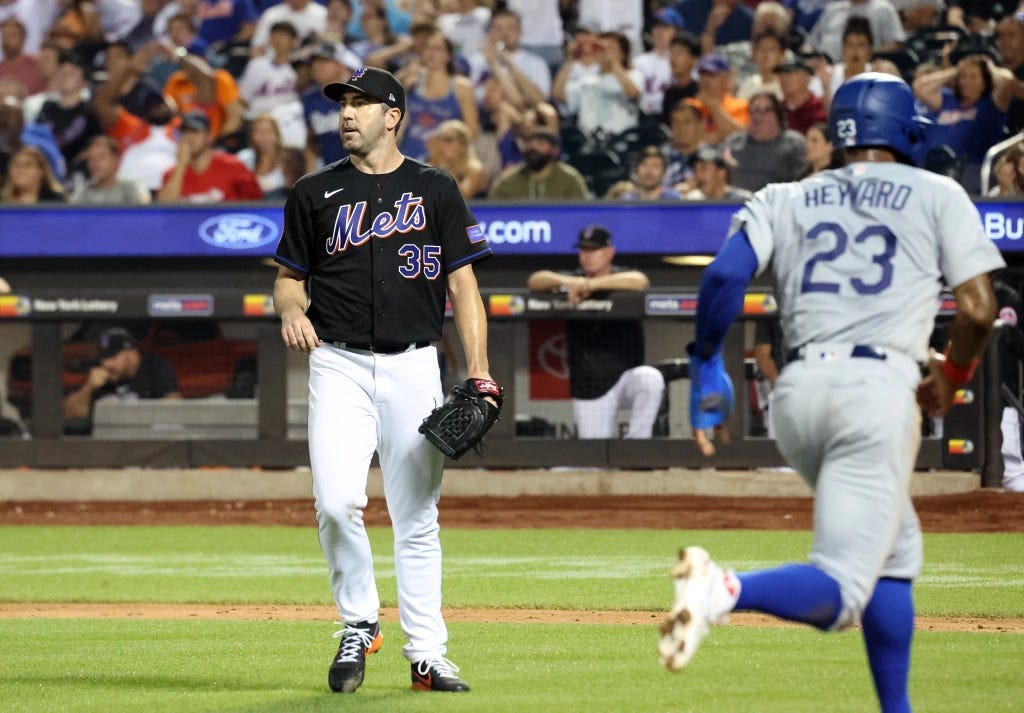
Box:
<box><xmin>301</xmin><ymin>41</ymin><xmax>360</xmax><ymax>169</ymax></box>
<box><xmin>251</xmin><ymin>0</ymin><xmax>327</xmax><ymax>55</ymax></box>
<box><xmin>91</xmin><ymin>58</ymin><xmax>178</xmax><ymax>194</ymax></box>
<box><xmin>121</xmin><ymin>0</ymin><xmax>165</xmax><ymax>50</ymax></box>
<box><xmin>365</xmin><ymin>20</ymin><xmax>434</xmax><ymax>74</ymax></box>
<box><xmin>0</xmin><ymin>17</ymin><xmax>43</xmax><ymax>94</ymax></box>
<box><xmin>163</xmin><ymin>11</ymin><xmax>211</xmax><ymax>60</ymax></box>
<box><xmin>23</xmin><ymin>41</ymin><xmax>61</xmax><ymax>123</ymax></box>
<box><xmin>396</xmin><ymin>28</ymin><xmax>478</xmax><ymax>162</ymax></box>
<box><xmin>425</xmin><ymin>118</ymin><xmax>488</xmax><ymax>198</ymax></box>
<box><xmin>913</xmin><ymin>53</ymin><xmax>1014</xmax><ymax>194</ymax></box>
<box><xmin>997</xmin><ymin>11</ymin><xmax>1024</xmax><ymax>136</ymax></box>
<box><xmin>321</xmin><ymin>0</ymin><xmax>354</xmax><ymax>44</ymax></box>
<box><xmin>62</xmin><ymin>327</ymin><xmax>181</xmax><ymax>428</ymax></box>
<box><xmin>50</xmin><ymin>0</ymin><xmax>107</xmax><ymax>60</ymax></box>
<box><xmin>821</xmin><ymin>17</ymin><xmax>876</xmax><ymax>110</ymax></box>
<box><xmin>635</xmin><ymin>7</ymin><xmax>684</xmax><ymax>117</ymax></box>
<box><xmin>724</xmin><ymin>90</ymin><xmax>805</xmax><ymax>191</ymax></box>
<box><xmin>237</xmin><ymin>20</ymin><xmax>300</xmax><ymax>120</ymax></box>
<box><xmin>161</xmin><ymin>43</ymin><xmax>245</xmax><ymax>141</ymax></box>
<box><xmin>0</xmin><ymin>0</ymin><xmax>53</xmax><ymax>56</ymax></box>
<box><xmin>660</xmin><ymin>31</ymin><xmax>701</xmax><ymax>125</ymax></box>
<box><xmin>692</xmin><ymin>53</ymin><xmax>748</xmax><ymax>144</ymax></box>
<box><xmin>157</xmin><ymin>109</ymin><xmax>262</xmax><ymax>201</ymax></box>
<box><xmin>101</xmin><ymin>40</ymin><xmax>175</xmax><ymax>126</ymax></box>
<box><xmin>576</xmin><ymin>0</ymin><xmax>644</xmax><ymax>56</ymax></box>
<box><xmin>664</xmin><ymin>98</ymin><xmax>704</xmax><ymax>188</ymax></box>
<box><xmin>0</xmin><ymin>143</ymin><xmax>65</xmax><ymax>203</ymax></box>
<box><xmin>682</xmin><ymin>145</ymin><xmax>751</xmax><ymax>199</ymax></box>
<box><xmin>807</xmin><ymin>0</ymin><xmax>905</xmax><ymax>62</ymax></box>
<box><xmin>606</xmin><ymin>145</ymin><xmax>683</xmax><ymax>200</ymax></box>
<box><xmin>36</xmin><ymin>51</ymin><xmax>103</xmax><ymax>179</ymax></box>
<box><xmin>800</xmin><ymin>120</ymin><xmax>835</xmax><ymax>177</ymax></box>
<box><xmin>482</xmin><ymin>78</ymin><xmax>558</xmax><ymax>175</ymax></box>
<box><xmin>556</xmin><ymin>31</ymin><xmax>641</xmax><ymax>140</ymax></box>
<box><xmin>195</xmin><ymin>0</ymin><xmax>258</xmax><ymax>50</ymax></box>
<box><xmin>437</xmin><ymin>0</ymin><xmax>490</xmax><ymax>57</ymax></box>
<box><xmin>527</xmin><ymin>225</ymin><xmax>665</xmax><ymax>439</ymax></box>
<box><xmin>235</xmin><ymin>113</ymin><xmax>290</xmax><ymax>196</ymax></box>
<box><xmin>895</xmin><ymin>0</ymin><xmax>944</xmax><ymax>34</ymax></box>
<box><xmin>718</xmin><ymin>1</ymin><xmax>794</xmax><ymax>88</ymax></box>
<box><xmin>70</xmin><ymin>134</ymin><xmax>150</xmax><ymax>204</ymax></box>
<box><xmin>987</xmin><ymin>144</ymin><xmax>1024</xmax><ymax>197</ymax></box>
<box><xmin>468</xmin><ymin>8</ymin><xmax>551</xmax><ymax>108</ymax></box>
<box><xmin>736</xmin><ymin>30</ymin><xmax>786</xmax><ymax>100</ymax></box>
<box><xmin>785</xmin><ymin>0</ymin><xmax>830</xmax><ymax>38</ymax></box>
<box><xmin>675</xmin><ymin>0</ymin><xmax>754</xmax><ymax>53</ymax></box>
<box><xmin>777</xmin><ymin>59</ymin><xmax>826</xmax><ymax>134</ymax></box>
<box><xmin>507</xmin><ymin>0</ymin><xmax>565</xmax><ymax>75</ymax></box>
<box><xmin>489</xmin><ymin>127</ymin><xmax>588</xmax><ymax>199</ymax></box>
<box><xmin>551</xmin><ymin>25</ymin><xmax>603</xmax><ymax>112</ymax></box>
<box><xmin>0</xmin><ymin>78</ymin><xmax>65</xmax><ymax>184</ymax></box>
<box><xmin>349</xmin><ymin>4</ymin><xmax>395</xmax><ymax>61</ymax></box>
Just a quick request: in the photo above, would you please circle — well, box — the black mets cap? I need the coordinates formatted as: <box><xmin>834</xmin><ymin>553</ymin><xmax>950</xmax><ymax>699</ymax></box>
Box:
<box><xmin>324</xmin><ymin>66</ymin><xmax>406</xmax><ymax>117</ymax></box>
<box><xmin>575</xmin><ymin>225</ymin><xmax>613</xmax><ymax>249</ymax></box>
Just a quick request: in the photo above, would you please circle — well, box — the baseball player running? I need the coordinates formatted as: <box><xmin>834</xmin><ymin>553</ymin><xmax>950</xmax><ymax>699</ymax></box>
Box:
<box><xmin>273</xmin><ymin>66</ymin><xmax>494</xmax><ymax>694</ymax></box>
<box><xmin>658</xmin><ymin>73</ymin><xmax>1004</xmax><ymax>713</ymax></box>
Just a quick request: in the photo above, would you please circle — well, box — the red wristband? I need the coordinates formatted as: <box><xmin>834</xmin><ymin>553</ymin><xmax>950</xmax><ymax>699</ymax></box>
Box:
<box><xmin>942</xmin><ymin>345</ymin><xmax>979</xmax><ymax>386</ymax></box>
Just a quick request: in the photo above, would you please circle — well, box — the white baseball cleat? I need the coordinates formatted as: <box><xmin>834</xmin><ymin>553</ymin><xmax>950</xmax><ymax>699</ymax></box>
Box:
<box><xmin>658</xmin><ymin>546</ymin><xmax>740</xmax><ymax>672</ymax></box>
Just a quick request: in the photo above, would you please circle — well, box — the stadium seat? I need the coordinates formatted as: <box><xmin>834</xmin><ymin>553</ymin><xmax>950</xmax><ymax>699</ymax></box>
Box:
<box><xmin>570</xmin><ymin>150</ymin><xmax>629</xmax><ymax>198</ymax></box>
<box><xmin>559</xmin><ymin>125</ymin><xmax>592</xmax><ymax>160</ymax></box>
<box><xmin>980</xmin><ymin>134</ymin><xmax>1024</xmax><ymax>194</ymax></box>
<box><xmin>607</xmin><ymin>125</ymin><xmax>671</xmax><ymax>166</ymax></box>
<box><xmin>870</xmin><ymin>48</ymin><xmax>921</xmax><ymax>83</ymax></box>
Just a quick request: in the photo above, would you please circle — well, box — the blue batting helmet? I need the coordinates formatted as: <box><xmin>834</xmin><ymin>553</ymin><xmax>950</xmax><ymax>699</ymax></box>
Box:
<box><xmin>829</xmin><ymin>72</ymin><xmax>930</xmax><ymax>162</ymax></box>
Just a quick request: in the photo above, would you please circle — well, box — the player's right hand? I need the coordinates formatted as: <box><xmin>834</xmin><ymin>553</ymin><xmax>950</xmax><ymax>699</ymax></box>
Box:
<box><xmin>280</xmin><ymin>309</ymin><xmax>320</xmax><ymax>354</ymax></box>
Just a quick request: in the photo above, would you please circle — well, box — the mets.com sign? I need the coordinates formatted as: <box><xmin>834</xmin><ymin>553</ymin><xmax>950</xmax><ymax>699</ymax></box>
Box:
<box><xmin>1</xmin><ymin>202</ymin><xmax>1024</xmax><ymax>257</ymax></box>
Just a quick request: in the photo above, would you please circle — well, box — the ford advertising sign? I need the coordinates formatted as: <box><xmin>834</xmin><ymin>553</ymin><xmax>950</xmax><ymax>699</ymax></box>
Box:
<box><xmin>1</xmin><ymin>200</ymin><xmax>1022</xmax><ymax>257</ymax></box>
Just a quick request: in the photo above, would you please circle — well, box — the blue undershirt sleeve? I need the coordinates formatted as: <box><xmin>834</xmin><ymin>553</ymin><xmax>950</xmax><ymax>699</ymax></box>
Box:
<box><xmin>694</xmin><ymin>230</ymin><xmax>758</xmax><ymax>358</ymax></box>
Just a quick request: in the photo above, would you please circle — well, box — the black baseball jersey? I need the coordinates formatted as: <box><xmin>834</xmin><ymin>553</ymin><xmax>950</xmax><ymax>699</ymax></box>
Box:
<box><xmin>275</xmin><ymin>157</ymin><xmax>492</xmax><ymax>344</ymax></box>
<box><xmin>565</xmin><ymin>267</ymin><xmax>645</xmax><ymax>400</ymax></box>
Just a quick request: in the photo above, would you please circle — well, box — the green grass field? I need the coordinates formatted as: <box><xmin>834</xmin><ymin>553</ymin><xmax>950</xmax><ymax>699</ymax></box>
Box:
<box><xmin>2</xmin><ymin>525</ymin><xmax>1023</xmax><ymax>712</ymax></box>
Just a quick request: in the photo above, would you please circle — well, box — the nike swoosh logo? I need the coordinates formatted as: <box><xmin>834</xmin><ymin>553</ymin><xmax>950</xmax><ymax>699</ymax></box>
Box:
<box><xmin>324</xmin><ymin>188</ymin><xmax>344</xmax><ymax>198</ymax></box>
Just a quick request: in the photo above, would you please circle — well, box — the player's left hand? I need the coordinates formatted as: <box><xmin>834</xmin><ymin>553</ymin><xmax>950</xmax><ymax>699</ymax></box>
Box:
<box><xmin>688</xmin><ymin>344</ymin><xmax>734</xmax><ymax>457</ymax></box>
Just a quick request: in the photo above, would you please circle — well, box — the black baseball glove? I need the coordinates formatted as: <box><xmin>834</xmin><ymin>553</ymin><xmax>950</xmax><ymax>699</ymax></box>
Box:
<box><xmin>418</xmin><ymin>378</ymin><xmax>504</xmax><ymax>459</ymax></box>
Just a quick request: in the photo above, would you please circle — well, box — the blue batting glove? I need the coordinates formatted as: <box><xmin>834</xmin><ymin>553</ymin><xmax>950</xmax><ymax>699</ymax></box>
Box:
<box><xmin>687</xmin><ymin>343</ymin><xmax>735</xmax><ymax>432</ymax></box>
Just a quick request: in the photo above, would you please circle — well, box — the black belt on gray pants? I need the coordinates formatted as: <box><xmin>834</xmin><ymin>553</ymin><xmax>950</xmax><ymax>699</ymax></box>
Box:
<box><xmin>328</xmin><ymin>340</ymin><xmax>430</xmax><ymax>354</ymax></box>
<box><xmin>786</xmin><ymin>345</ymin><xmax>887</xmax><ymax>363</ymax></box>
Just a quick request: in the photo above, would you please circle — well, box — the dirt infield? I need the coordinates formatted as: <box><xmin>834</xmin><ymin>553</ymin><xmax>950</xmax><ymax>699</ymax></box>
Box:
<box><xmin>1</xmin><ymin>603</ymin><xmax>1020</xmax><ymax>634</ymax></box>
<box><xmin>3</xmin><ymin>490</ymin><xmax>1024</xmax><ymax>532</ymax></box>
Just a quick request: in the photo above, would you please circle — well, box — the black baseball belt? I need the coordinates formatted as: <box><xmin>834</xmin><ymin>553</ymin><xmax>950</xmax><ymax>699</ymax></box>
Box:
<box><xmin>327</xmin><ymin>340</ymin><xmax>430</xmax><ymax>354</ymax></box>
<box><xmin>786</xmin><ymin>344</ymin><xmax>887</xmax><ymax>362</ymax></box>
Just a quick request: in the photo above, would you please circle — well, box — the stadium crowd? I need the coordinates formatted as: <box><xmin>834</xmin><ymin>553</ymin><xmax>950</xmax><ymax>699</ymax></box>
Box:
<box><xmin>1</xmin><ymin>0</ymin><xmax>1024</xmax><ymax>204</ymax></box>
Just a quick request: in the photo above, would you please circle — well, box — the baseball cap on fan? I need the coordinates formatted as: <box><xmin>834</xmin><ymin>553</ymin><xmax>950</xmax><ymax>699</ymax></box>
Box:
<box><xmin>575</xmin><ymin>225</ymin><xmax>613</xmax><ymax>249</ymax></box>
<box><xmin>97</xmin><ymin>328</ymin><xmax>137</xmax><ymax>360</ymax></box>
<box><xmin>324</xmin><ymin>66</ymin><xmax>406</xmax><ymax>117</ymax></box>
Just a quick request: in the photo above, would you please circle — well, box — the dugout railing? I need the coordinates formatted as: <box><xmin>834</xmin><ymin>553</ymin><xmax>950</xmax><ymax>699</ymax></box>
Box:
<box><xmin>0</xmin><ymin>283</ymin><xmax>977</xmax><ymax>474</ymax></box>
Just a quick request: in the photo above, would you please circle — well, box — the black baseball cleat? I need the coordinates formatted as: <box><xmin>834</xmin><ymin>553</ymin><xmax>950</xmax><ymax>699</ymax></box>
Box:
<box><xmin>328</xmin><ymin>620</ymin><xmax>382</xmax><ymax>693</ymax></box>
<box><xmin>410</xmin><ymin>657</ymin><xmax>470</xmax><ymax>692</ymax></box>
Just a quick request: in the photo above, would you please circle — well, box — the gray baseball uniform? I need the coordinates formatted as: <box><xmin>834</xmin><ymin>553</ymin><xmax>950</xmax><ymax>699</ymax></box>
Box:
<box><xmin>735</xmin><ymin>161</ymin><xmax>1005</xmax><ymax>624</ymax></box>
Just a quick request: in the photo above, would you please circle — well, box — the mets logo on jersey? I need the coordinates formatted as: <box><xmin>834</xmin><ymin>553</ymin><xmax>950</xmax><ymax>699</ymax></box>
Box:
<box><xmin>326</xmin><ymin>192</ymin><xmax>426</xmax><ymax>254</ymax></box>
